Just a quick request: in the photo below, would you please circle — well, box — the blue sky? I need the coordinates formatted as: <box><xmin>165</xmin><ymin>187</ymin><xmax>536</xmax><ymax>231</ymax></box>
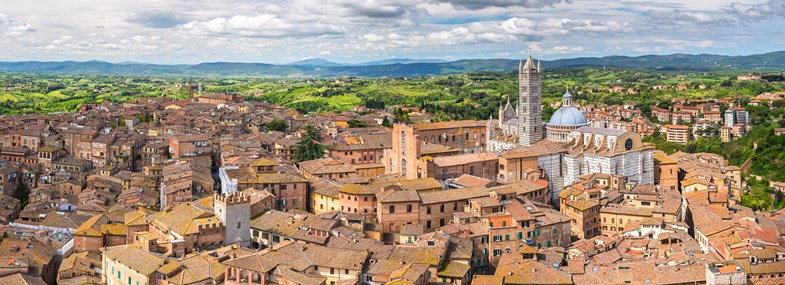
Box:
<box><xmin>1</xmin><ymin>0</ymin><xmax>784</xmax><ymax>64</ymax></box>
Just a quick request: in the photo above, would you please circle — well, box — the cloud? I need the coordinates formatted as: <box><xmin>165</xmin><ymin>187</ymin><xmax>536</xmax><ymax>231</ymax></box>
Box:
<box><xmin>353</xmin><ymin>17</ymin><xmax>633</xmax><ymax>51</ymax></box>
<box><xmin>437</xmin><ymin>0</ymin><xmax>574</xmax><ymax>10</ymax></box>
<box><xmin>179</xmin><ymin>14</ymin><xmax>346</xmax><ymax>37</ymax></box>
<box><xmin>649</xmin><ymin>9</ymin><xmax>739</xmax><ymax>25</ymax></box>
<box><xmin>1</xmin><ymin>0</ymin><xmax>784</xmax><ymax>63</ymax></box>
<box><xmin>550</xmin><ymin>45</ymin><xmax>584</xmax><ymax>54</ymax></box>
<box><xmin>0</xmin><ymin>13</ymin><xmax>35</xmax><ymax>36</ymax></box>
<box><xmin>729</xmin><ymin>0</ymin><xmax>785</xmax><ymax>22</ymax></box>
<box><xmin>126</xmin><ymin>10</ymin><xmax>191</xmax><ymax>28</ymax></box>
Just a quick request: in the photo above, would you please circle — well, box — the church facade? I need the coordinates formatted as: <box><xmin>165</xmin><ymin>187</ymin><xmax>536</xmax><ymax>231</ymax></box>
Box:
<box><xmin>488</xmin><ymin>55</ymin><xmax>655</xmax><ymax>203</ymax></box>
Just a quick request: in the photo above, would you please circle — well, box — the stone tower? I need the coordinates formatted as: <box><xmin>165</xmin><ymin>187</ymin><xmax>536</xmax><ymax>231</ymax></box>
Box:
<box><xmin>518</xmin><ymin>54</ymin><xmax>543</xmax><ymax>146</ymax></box>
<box><xmin>213</xmin><ymin>192</ymin><xmax>250</xmax><ymax>246</ymax></box>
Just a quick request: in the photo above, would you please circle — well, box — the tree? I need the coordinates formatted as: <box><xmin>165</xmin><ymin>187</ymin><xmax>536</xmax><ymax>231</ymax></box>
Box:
<box><xmin>14</xmin><ymin>182</ymin><xmax>30</xmax><ymax>208</ymax></box>
<box><xmin>381</xmin><ymin>116</ymin><xmax>392</xmax><ymax>128</ymax></box>
<box><xmin>267</xmin><ymin>119</ymin><xmax>289</xmax><ymax>132</ymax></box>
<box><xmin>303</xmin><ymin>124</ymin><xmax>323</xmax><ymax>142</ymax></box>
<box><xmin>294</xmin><ymin>125</ymin><xmax>326</xmax><ymax>162</ymax></box>
<box><xmin>347</xmin><ymin>119</ymin><xmax>371</xmax><ymax>128</ymax></box>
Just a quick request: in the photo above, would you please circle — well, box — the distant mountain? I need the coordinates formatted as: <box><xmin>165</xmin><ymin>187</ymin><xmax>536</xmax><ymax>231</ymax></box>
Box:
<box><xmin>114</xmin><ymin>61</ymin><xmax>145</xmax><ymax>65</ymax></box>
<box><xmin>287</xmin><ymin>58</ymin><xmax>343</xmax><ymax>67</ymax></box>
<box><xmin>1</xmin><ymin>51</ymin><xmax>784</xmax><ymax>77</ymax></box>
<box><xmin>357</xmin><ymin>58</ymin><xmax>448</xmax><ymax>66</ymax></box>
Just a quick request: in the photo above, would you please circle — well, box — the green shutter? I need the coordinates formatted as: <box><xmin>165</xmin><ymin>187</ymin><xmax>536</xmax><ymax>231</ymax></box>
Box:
<box><xmin>505</xmin><ymin>234</ymin><xmax>509</xmax><ymax>241</ymax></box>
<box><xmin>517</xmin><ymin>232</ymin><xmax>522</xmax><ymax>239</ymax></box>
<box><xmin>536</xmin><ymin>229</ymin><xmax>540</xmax><ymax>236</ymax></box>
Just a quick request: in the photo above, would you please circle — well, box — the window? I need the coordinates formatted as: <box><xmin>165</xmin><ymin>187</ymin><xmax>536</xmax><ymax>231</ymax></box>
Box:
<box><xmin>400</xmin><ymin>131</ymin><xmax>406</xmax><ymax>155</ymax></box>
<box><xmin>407</xmin><ymin>205</ymin><xmax>412</xmax><ymax>213</ymax></box>
<box><xmin>440</xmin><ymin>204</ymin><xmax>445</xmax><ymax>212</ymax></box>
<box><xmin>502</xmin><ymin>221</ymin><xmax>506</xmax><ymax>227</ymax></box>
<box><xmin>440</xmin><ymin>219</ymin><xmax>445</xmax><ymax>227</ymax></box>
<box><xmin>624</xmin><ymin>138</ymin><xmax>633</xmax><ymax>150</ymax></box>
<box><xmin>128</xmin><ymin>277</ymin><xmax>131</xmax><ymax>285</ymax></box>
<box><xmin>505</xmin><ymin>234</ymin><xmax>510</xmax><ymax>241</ymax></box>
<box><xmin>389</xmin><ymin>206</ymin><xmax>395</xmax><ymax>213</ymax></box>
<box><xmin>453</xmin><ymin>203</ymin><xmax>458</xmax><ymax>211</ymax></box>
<box><xmin>330</xmin><ymin>268</ymin><xmax>335</xmax><ymax>274</ymax></box>
<box><xmin>427</xmin><ymin>206</ymin><xmax>431</xmax><ymax>214</ymax></box>
<box><xmin>237</xmin><ymin>222</ymin><xmax>241</xmax><ymax>229</ymax></box>
<box><xmin>345</xmin><ymin>269</ymin><xmax>349</xmax><ymax>274</ymax></box>
<box><xmin>427</xmin><ymin>221</ymin><xmax>432</xmax><ymax>228</ymax></box>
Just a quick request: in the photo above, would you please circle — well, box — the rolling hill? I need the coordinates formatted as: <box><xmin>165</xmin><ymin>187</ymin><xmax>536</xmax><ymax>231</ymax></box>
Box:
<box><xmin>1</xmin><ymin>51</ymin><xmax>784</xmax><ymax>77</ymax></box>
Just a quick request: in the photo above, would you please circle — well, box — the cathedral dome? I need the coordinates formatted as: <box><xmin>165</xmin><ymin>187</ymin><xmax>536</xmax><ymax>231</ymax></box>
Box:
<box><xmin>548</xmin><ymin>91</ymin><xmax>587</xmax><ymax>127</ymax></box>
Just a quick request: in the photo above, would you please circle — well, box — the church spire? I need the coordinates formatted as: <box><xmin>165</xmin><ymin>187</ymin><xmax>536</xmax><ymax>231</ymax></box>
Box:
<box><xmin>523</xmin><ymin>53</ymin><xmax>534</xmax><ymax>71</ymax></box>
<box><xmin>519</xmin><ymin>59</ymin><xmax>523</xmax><ymax>74</ymax></box>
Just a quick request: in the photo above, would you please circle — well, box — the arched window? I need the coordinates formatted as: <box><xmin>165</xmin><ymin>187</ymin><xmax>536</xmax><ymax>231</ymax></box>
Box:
<box><xmin>400</xmin><ymin>131</ymin><xmax>406</xmax><ymax>155</ymax></box>
<box><xmin>624</xmin><ymin>138</ymin><xmax>633</xmax><ymax>151</ymax></box>
<box><xmin>401</xmin><ymin>159</ymin><xmax>407</xmax><ymax>177</ymax></box>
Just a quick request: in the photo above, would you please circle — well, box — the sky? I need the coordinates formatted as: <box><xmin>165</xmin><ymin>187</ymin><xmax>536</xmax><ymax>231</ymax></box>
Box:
<box><xmin>1</xmin><ymin>0</ymin><xmax>784</xmax><ymax>64</ymax></box>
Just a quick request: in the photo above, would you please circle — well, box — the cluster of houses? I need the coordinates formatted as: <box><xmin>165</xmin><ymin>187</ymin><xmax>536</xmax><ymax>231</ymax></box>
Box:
<box><xmin>0</xmin><ymin>62</ymin><xmax>783</xmax><ymax>285</ymax></box>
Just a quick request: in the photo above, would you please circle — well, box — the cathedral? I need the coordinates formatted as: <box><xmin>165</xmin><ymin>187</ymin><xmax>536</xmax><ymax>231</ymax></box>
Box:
<box><xmin>487</xmin><ymin>54</ymin><xmax>654</xmax><ymax>203</ymax></box>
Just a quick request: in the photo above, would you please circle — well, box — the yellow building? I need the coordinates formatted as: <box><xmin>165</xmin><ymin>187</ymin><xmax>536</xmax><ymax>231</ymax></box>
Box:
<box><xmin>102</xmin><ymin>245</ymin><xmax>170</xmax><ymax>285</ymax></box>
<box><xmin>681</xmin><ymin>178</ymin><xmax>715</xmax><ymax>193</ymax></box>
<box><xmin>309</xmin><ymin>177</ymin><xmax>343</xmax><ymax>214</ymax></box>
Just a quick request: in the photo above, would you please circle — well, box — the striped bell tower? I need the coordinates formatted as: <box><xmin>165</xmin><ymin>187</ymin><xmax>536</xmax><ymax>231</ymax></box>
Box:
<box><xmin>517</xmin><ymin>54</ymin><xmax>543</xmax><ymax>146</ymax></box>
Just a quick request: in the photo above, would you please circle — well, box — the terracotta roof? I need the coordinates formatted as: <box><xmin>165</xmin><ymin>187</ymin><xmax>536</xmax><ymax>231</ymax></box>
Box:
<box><xmin>500</xmin><ymin>139</ymin><xmax>566</xmax><ymax>159</ymax></box>
<box><xmin>412</xmin><ymin>120</ymin><xmax>486</xmax><ymax>131</ymax></box>
<box><xmin>433</xmin><ymin>152</ymin><xmax>497</xmax><ymax>167</ymax></box>
<box><xmin>102</xmin><ymin>245</ymin><xmax>166</xmax><ymax>276</ymax></box>
<box><xmin>437</xmin><ymin>260</ymin><xmax>471</xmax><ymax>278</ymax></box>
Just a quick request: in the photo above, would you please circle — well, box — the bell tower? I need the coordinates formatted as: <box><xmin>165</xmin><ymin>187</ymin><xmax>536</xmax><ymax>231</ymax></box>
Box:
<box><xmin>518</xmin><ymin>54</ymin><xmax>543</xmax><ymax>146</ymax></box>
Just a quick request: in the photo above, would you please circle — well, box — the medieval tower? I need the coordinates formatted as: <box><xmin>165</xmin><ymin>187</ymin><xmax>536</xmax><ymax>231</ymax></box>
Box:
<box><xmin>214</xmin><ymin>192</ymin><xmax>251</xmax><ymax>246</ymax></box>
<box><xmin>517</xmin><ymin>54</ymin><xmax>543</xmax><ymax>146</ymax></box>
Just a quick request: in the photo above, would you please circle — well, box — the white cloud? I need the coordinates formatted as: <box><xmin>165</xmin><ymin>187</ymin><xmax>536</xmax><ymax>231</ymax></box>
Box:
<box><xmin>0</xmin><ymin>13</ymin><xmax>35</xmax><ymax>36</ymax></box>
<box><xmin>729</xmin><ymin>0</ymin><xmax>785</xmax><ymax>21</ymax></box>
<box><xmin>437</xmin><ymin>0</ymin><xmax>574</xmax><ymax>10</ymax></box>
<box><xmin>0</xmin><ymin>0</ymin><xmax>783</xmax><ymax>63</ymax></box>
<box><xmin>179</xmin><ymin>14</ymin><xmax>346</xmax><ymax>37</ymax></box>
